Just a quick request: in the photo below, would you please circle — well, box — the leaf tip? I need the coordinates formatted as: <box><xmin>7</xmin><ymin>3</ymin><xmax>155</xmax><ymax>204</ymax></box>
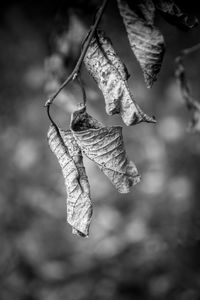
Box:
<box><xmin>72</xmin><ymin>228</ymin><xmax>89</xmax><ymax>238</ymax></box>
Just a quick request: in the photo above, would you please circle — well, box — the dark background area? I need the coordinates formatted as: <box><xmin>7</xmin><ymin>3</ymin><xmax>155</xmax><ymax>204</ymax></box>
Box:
<box><xmin>1</xmin><ymin>1</ymin><xmax>200</xmax><ymax>299</ymax></box>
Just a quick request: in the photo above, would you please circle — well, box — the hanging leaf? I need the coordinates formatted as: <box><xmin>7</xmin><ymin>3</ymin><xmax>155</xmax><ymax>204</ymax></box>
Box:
<box><xmin>117</xmin><ymin>0</ymin><xmax>165</xmax><ymax>88</ymax></box>
<box><xmin>94</xmin><ymin>30</ymin><xmax>130</xmax><ymax>81</ymax></box>
<box><xmin>153</xmin><ymin>0</ymin><xmax>198</xmax><ymax>30</ymax></box>
<box><xmin>84</xmin><ymin>30</ymin><xmax>156</xmax><ymax>125</ymax></box>
<box><xmin>175</xmin><ymin>56</ymin><xmax>200</xmax><ymax>133</ymax></box>
<box><xmin>71</xmin><ymin>105</ymin><xmax>141</xmax><ymax>193</ymax></box>
<box><xmin>47</xmin><ymin>123</ymin><xmax>92</xmax><ymax>237</ymax></box>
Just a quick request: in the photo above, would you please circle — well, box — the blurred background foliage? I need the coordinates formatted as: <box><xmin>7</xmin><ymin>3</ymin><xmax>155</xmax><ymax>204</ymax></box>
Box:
<box><xmin>1</xmin><ymin>0</ymin><xmax>200</xmax><ymax>299</ymax></box>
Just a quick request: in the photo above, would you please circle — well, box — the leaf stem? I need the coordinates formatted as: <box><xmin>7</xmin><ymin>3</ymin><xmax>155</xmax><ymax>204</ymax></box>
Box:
<box><xmin>77</xmin><ymin>75</ymin><xmax>87</xmax><ymax>106</ymax></box>
<box><xmin>45</xmin><ymin>0</ymin><xmax>109</xmax><ymax>108</ymax></box>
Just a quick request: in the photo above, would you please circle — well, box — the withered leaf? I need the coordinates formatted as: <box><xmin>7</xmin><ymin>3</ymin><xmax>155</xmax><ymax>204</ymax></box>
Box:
<box><xmin>84</xmin><ymin>30</ymin><xmax>156</xmax><ymax>125</ymax></box>
<box><xmin>153</xmin><ymin>0</ymin><xmax>198</xmax><ymax>30</ymax></box>
<box><xmin>71</xmin><ymin>106</ymin><xmax>141</xmax><ymax>193</ymax></box>
<box><xmin>47</xmin><ymin>123</ymin><xmax>92</xmax><ymax>237</ymax></box>
<box><xmin>94</xmin><ymin>30</ymin><xmax>130</xmax><ymax>81</ymax></box>
<box><xmin>175</xmin><ymin>56</ymin><xmax>200</xmax><ymax>133</ymax></box>
<box><xmin>117</xmin><ymin>0</ymin><xmax>165</xmax><ymax>88</ymax></box>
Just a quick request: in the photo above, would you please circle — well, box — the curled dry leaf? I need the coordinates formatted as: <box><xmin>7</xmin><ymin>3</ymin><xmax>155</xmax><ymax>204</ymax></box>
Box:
<box><xmin>117</xmin><ymin>0</ymin><xmax>165</xmax><ymax>88</ymax></box>
<box><xmin>84</xmin><ymin>30</ymin><xmax>156</xmax><ymax>125</ymax></box>
<box><xmin>47</xmin><ymin>123</ymin><xmax>92</xmax><ymax>237</ymax></box>
<box><xmin>71</xmin><ymin>105</ymin><xmax>141</xmax><ymax>193</ymax></box>
<box><xmin>175</xmin><ymin>56</ymin><xmax>200</xmax><ymax>133</ymax></box>
<box><xmin>153</xmin><ymin>0</ymin><xmax>198</xmax><ymax>30</ymax></box>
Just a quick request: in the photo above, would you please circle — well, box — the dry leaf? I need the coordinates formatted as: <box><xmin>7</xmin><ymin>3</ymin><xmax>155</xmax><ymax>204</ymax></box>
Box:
<box><xmin>94</xmin><ymin>31</ymin><xmax>130</xmax><ymax>81</ymax></box>
<box><xmin>153</xmin><ymin>0</ymin><xmax>198</xmax><ymax>29</ymax></box>
<box><xmin>117</xmin><ymin>0</ymin><xmax>165</xmax><ymax>88</ymax></box>
<box><xmin>71</xmin><ymin>105</ymin><xmax>141</xmax><ymax>193</ymax></box>
<box><xmin>47</xmin><ymin>123</ymin><xmax>92</xmax><ymax>237</ymax></box>
<box><xmin>175</xmin><ymin>56</ymin><xmax>200</xmax><ymax>133</ymax></box>
<box><xmin>84</xmin><ymin>30</ymin><xmax>156</xmax><ymax>125</ymax></box>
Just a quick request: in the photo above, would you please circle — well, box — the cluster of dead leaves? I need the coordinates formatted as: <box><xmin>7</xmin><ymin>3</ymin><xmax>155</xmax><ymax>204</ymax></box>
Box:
<box><xmin>46</xmin><ymin>0</ymin><xmax>198</xmax><ymax>237</ymax></box>
<box><xmin>48</xmin><ymin>105</ymin><xmax>140</xmax><ymax>236</ymax></box>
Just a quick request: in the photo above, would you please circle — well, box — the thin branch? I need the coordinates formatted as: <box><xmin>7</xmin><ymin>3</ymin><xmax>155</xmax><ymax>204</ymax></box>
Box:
<box><xmin>47</xmin><ymin>104</ymin><xmax>56</xmax><ymax>126</ymax></box>
<box><xmin>175</xmin><ymin>43</ymin><xmax>200</xmax><ymax>133</ymax></box>
<box><xmin>45</xmin><ymin>0</ymin><xmax>109</xmax><ymax>108</ymax></box>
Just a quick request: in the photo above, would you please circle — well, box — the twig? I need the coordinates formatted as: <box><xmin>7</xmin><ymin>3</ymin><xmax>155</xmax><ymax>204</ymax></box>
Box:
<box><xmin>175</xmin><ymin>42</ymin><xmax>200</xmax><ymax>132</ymax></box>
<box><xmin>47</xmin><ymin>104</ymin><xmax>56</xmax><ymax>127</ymax></box>
<box><xmin>45</xmin><ymin>0</ymin><xmax>109</xmax><ymax>108</ymax></box>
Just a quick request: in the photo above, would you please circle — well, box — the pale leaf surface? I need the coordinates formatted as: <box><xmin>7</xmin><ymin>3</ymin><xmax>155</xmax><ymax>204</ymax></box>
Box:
<box><xmin>84</xmin><ymin>30</ymin><xmax>156</xmax><ymax>125</ymax></box>
<box><xmin>117</xmin><ymin>0</ymin><xmax>165</xmax><ymax>88</ymax></box>
<box><xmin>71</xmin><ymin>106</ymin><xmax>141</xmax><ymax>193</ymax></box>
<box><xmin>47</xmin><ymin>124</ymin><xmax>92</xmax><ymax>237</ymax></box>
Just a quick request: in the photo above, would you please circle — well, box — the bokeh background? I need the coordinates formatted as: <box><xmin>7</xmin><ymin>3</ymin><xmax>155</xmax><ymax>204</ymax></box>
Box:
<box><xmin>1</xmin><ymin>1</ymin><xmax>200</xmax><ymax>299</ymax></box>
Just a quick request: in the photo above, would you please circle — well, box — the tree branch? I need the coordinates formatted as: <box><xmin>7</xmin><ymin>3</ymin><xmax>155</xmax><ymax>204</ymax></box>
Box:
<box><xmin>45</xmin><ymin>0</ymin><xmax>109</xmax><ymax>108</ymax></box>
